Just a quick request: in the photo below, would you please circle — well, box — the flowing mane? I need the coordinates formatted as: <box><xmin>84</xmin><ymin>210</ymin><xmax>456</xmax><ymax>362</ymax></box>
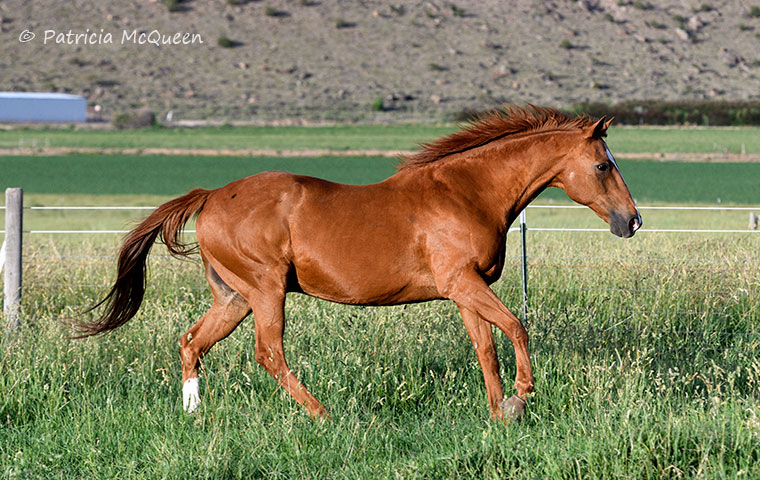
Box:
<box><xmin>398</xmin><ymin>104</ymin><xmax>596</xmax><ymax>170</ymax></box>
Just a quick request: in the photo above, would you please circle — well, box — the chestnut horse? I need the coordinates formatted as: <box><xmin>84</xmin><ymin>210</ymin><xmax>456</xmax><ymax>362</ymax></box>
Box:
<box><xmin>77</xmin><ymin>105</ymin><xmax>641</xmax><ymax>421</ymax></box>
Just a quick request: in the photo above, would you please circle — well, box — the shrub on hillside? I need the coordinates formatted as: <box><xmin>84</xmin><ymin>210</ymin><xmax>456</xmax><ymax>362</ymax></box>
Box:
<box><xmin>163</xmin><ymin>0</ymin><xmax>182</xmax><ymax>12</ymax></box>
<box><xmin>371</xmin><ymin>97</ymin><xmax>385</xmax><ymax>112</ymax></box>
<box><xmin>448</xmin><ymin>101</ymin><xmax>760</xmax><ymax>126</ymax></box>
<box><xmin>111</xmin><ymin>109</ymin><xmax>157</xmax><ymax>129</ymax></box>
<box><xmin>573</xmin><ymin>100</ymin><xmax>760</xmax><ymax>126</ymax></box>
<box><xmin>217</xmin><ymin>37</ymin><xmax>244</xmax><ymax>48</ymax></box>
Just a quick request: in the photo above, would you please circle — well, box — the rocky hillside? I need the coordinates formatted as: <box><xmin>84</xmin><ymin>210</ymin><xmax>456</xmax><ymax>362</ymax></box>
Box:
<box><xmin>1</xmin><ymin>0</ymin><xmax>759</xmax><ymax>122</ymax></box>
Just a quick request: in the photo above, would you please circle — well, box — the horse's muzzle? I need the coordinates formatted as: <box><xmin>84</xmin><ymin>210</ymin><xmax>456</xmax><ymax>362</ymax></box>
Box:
<box><xmin>610</xmin><ymin>210</ymin><xmax>642</xmax><ymax>238</ymax></box>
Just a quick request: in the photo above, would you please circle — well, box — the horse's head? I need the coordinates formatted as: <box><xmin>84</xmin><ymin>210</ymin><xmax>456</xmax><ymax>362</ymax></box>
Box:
<box><xmin>554</xmin><ymin>117</ymin><xmax>642</xmax><ymax>238</ymax></box>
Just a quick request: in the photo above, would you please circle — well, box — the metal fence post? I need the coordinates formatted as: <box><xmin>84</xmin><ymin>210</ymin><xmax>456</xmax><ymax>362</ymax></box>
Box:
<box><xmin>519</xmin><ymin>209</ymin><xmax>529</xmax><ymax>325</ymax></box>
<box><xmin>4</xmin><ymin>188</ymin><xmax>22</xmax><ymax>330</ymax></box>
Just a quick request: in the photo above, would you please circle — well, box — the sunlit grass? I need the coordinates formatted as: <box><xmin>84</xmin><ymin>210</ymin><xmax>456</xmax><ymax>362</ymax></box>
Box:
<box><xmin>2</xmin><ymin>123</ymin><xmax>759</xmax><ymax>477</ymax></box>
<box><xmin>1</xmin><ymin>216</ymin><xmax>758</xmax><ymax>478</ymax></box>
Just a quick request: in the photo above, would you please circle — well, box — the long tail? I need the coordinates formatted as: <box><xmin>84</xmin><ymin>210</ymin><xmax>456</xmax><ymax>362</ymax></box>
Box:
<box><xmin>73</xmin><ymin>188</ymin><xmax>212</xmax><ymax>337</ymax></box>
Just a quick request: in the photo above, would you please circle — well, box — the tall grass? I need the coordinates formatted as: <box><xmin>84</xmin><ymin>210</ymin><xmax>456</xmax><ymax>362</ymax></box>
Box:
<box><xmin>1</xmin><ymin>216</ymin><xmax>758</xmax><ymax>478</ymax></box>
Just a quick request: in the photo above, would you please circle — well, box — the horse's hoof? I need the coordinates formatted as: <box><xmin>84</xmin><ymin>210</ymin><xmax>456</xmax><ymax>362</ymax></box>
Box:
<box><xmin>499</xmin><ymin>395</ymin><xmax>526</xmax><ymax>423</ymax></box>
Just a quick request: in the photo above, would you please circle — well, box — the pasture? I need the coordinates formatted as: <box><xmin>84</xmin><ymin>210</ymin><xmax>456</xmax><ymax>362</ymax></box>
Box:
<box><xmin>2</xmin><ymin>124</ymin><xmax>760</xmax><ymax>154</ymax></box>
<box><xmin>1</xmin><ymin>126</ymin><xmax>759</xmax><ymax>479</ymax></box>
<box><xmin>1</xmin><ymin>154</ymin><xmax>760</xmax><ymax>205</ymax></box>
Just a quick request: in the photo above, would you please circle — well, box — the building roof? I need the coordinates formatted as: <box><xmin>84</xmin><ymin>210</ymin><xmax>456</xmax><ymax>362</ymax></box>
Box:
<box><xmin>0</xmin><ymin>92</ymin><xmax>85</xmax><ymax>100</ymax></box>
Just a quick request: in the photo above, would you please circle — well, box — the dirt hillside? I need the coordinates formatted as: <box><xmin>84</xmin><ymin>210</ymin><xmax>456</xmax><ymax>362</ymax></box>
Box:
<box><xmin>1</xmin><ymin>0</ymin><xmax>758</xmax><ymax>122</ymax></box>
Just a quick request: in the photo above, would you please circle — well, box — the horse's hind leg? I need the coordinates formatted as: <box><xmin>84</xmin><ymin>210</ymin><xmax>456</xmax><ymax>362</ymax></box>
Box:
<box><xmin>251</xmin><ymin>289</ymin><xmax>328</xmax><ymax>418</ymax></box>
<box><xmin>179</xmin><ymin>262</ymin><xmax>251</xmax><ymax>413</ymax></box>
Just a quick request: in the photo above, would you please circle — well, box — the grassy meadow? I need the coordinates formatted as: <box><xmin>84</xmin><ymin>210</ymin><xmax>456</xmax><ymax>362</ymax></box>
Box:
<box><xmin>2</xmin><ymin>124</ymin><xmax>760</xmax><ymax>154</ymax></box>
<box><xmin>1</xmin><ymin>125</ymin><xmax>759</xmax><ymax>478</ymax></box>
<box><xmin>1</xmin><ymin>154</ymin><xmax>759</xmax><ymax>205</ymax></box>
<box><xmin>1</xmin><ymin>225</ymin><xmax>758</xmax><ymax>479</ymax></box>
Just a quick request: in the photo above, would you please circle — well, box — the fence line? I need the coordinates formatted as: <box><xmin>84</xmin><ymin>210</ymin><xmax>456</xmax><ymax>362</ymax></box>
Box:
<box><xmin>2</xmin><ymin>197</ymin><xmax>759</xmax><ymax>330</ymax></box>
<box><xmin>6</xmin><ymin>230</ymin><xmax>758</xmax><ymax>235</ymax></box>
<box><xmin>2</xmin><ymin>204</ymin><xmax>757</xmax><ymax>235</ymax></box>
<box><xmin>2</xmin><ymin>230</ymin><xmax>758</xmax><ymax>235</ymax></box>
<box><xmin>530</xmin><ymin>205</ymin><xmax>759</xmax><ymax>211</ymax></box>
<box><xmin>2</xmin><ymin>204</ymin><xmax>758</xmax><ymax>211</ymax></box>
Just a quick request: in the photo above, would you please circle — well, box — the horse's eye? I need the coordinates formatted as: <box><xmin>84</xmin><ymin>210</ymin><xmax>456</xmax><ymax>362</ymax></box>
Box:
<box><xmin>596</xmin><ymin>163</ymin><xmax>609</xmax><ymax>172</ymax></box>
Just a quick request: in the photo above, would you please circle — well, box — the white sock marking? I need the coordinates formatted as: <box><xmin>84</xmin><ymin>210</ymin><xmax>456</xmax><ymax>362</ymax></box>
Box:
<box><xmin>183</xmin><ymin>378</ymin><xmax>200</xmax><ymax>413</ymax></box>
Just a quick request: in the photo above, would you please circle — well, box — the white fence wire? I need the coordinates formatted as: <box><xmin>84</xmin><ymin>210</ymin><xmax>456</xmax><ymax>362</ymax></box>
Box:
<box><xmin>1</xmin><ymin>202</ymin><xmax>757</xmax><ymax>357</ymax></box>
<box><xmin>1</xmin><ymin>204</ymin><xmax>759</xmax><ymax>235</ymax></box>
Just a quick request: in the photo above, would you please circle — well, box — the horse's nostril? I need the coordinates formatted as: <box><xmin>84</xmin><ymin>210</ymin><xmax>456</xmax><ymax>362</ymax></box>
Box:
<box><xmin>629</xmin><ymin>216</ymin><xmax>641</xmax><ymax>233</ymax></box>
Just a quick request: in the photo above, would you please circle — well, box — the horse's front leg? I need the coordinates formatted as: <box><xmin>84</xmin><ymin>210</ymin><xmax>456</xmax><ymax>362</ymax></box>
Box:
<box><xmin>447</xmin><ymin>271</ymin><xmax>534</xmax><ymax>421</ymax></box>
<box><xmin>457</xmin><ymin>303</ymin><xmax>506</xmax><ymax>418</ymax></box>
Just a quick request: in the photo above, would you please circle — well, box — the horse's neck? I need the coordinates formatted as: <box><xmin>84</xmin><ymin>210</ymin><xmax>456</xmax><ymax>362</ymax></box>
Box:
<box><xmin>436</xmin><ymin>132</ymin><xmax>568</xmax><ymax>227</ymax></box>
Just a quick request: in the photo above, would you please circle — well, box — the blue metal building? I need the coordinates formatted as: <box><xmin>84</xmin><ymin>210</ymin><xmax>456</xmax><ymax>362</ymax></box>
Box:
<box><xmin>0</xmin><ymin>92</ymin><xmax>87</xmax><ymax>123</ymax></box>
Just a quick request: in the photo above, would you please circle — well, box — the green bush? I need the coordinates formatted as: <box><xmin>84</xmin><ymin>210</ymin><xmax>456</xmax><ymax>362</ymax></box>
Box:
<box><xmin>217</xmin><ymin>36</ymin><xmax>235</xmax><ymax>48</ymax></box>
<box><xmin>450</xmin><ymin>101</ymin><xmax>760</xmax><ymax>126</ymax></box>
<box><xmin>111</xmin><ymin>109</ymin><xmax>157</xmax><ymax>130</ymax></box>
<box><xmin>449</xmin><ymin>3</ymin><xmax>465</xmax><ymax>17</ymax></box>
<box><xmin>571</xmin><ymin>100</ymin><xmax>760</xmax><ymax>126</ymax></box>
<box><xmin>163</xmin><ymin>0</ymin><xmax>182</xmax><ymax>12</ymax></box>
<box><xmin>371</xmin><ymin>97</ymin><xmax>385</xmax><ymax>112</ymax></box>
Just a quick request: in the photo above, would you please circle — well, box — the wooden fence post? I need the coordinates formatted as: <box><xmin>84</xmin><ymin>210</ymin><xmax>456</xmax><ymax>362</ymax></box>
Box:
<box><xmin>4</xmin><ymin>188</ymin><xmax>22</xmax><ymax>330</ymax></box>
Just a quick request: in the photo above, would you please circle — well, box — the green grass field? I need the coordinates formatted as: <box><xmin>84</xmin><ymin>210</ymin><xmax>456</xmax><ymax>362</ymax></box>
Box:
<box><xmin>1</xmin><ymin>228</ymin><xmax>758</xmax><ymax>479</ymax></box>
<box><xmin>2</xmin><ymin>124</ymin><xmax>760</xmax><ymax>154</ymax></box>
<box><xmin>1</xmin><ymin>154</ymin><xmax>760</xmax><ymax>205</ymax></box>
<box><xmin>1</xmin><ymin>126</ymin><xmax>759</xmax><ymax>479</ymax></box>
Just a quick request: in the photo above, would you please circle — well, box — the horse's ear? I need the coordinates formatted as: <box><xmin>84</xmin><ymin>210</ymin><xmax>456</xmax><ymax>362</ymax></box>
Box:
<box><xmin>584</xmin><ymin>116</ymin><xmax>609</xmax><ymax>139</ymax></box>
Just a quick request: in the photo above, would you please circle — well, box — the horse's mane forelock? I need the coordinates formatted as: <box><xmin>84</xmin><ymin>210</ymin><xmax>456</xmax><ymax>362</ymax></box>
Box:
<box><xmin>398</xmin><ymin>104</ymin><xmax>595</xmax><ymax>170</ymax></box>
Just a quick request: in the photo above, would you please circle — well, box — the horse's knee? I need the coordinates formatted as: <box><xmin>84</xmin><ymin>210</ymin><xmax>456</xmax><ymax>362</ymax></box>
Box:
<box><xmin>480</xmin><ymin>339</ymin><xmax>497</xmax><ymax>356</ymax></box>
<box><xmin>476</xmin><ymin>341</ymin><xmax>498</xmax><ymax>364</ymax></box>
<box><xmin>513</xmin><ymin>324</ymin><xmax>528</xmax><ymax>344</ymax></box>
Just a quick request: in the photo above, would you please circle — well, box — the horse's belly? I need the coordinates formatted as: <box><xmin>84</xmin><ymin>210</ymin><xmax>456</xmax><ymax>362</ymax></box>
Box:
<box><xmin>290</xmin><ymin>259</ymin><xmax>441</xmax><ymax>306</ymax></box>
